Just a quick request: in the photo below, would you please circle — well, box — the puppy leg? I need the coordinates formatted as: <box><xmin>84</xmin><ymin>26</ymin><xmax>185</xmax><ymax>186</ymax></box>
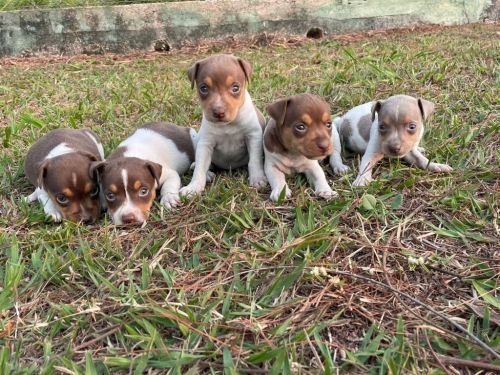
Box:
<box><xmin>353</xmin><ymin>151</ymin><xmax>384</xmax><ymax>187</ymax></box>
<box><xmin>403</xmin><ymin>149</ymin><xmax>453</xmax><ymax>173</ymax></box>
<box><xmin>329</xmin><ymin>127</ymin><xmax>350</xmax><ymax>175</ymax></box>
<box><xmin>180</xmin><ymin>142</ymin><xmax>214</xmax><ymax>196</ymax></box>
<box><xmin>265</xmin><ymin>161</ymin><xmax>290</xmax><ymax>202</ymax></box>
<box><xmin>159</xmin><ymin>169</ymin><xmax>182</xmax><ymax>209</ymax></box>
<box><xmin>37</xmin><ymin>188</ymin><xmax>63</xmax><ymax>222</ymax></box>
<box><xmin>189</xmin><ymin>162</ymin><xmax>215</xmax><ymax>182</ymax></box>
<box><xmin>246</xmin><ymin>134</ymin><xmax>267</xmax><ymax>188</ymax></box>
<box><xmin>305</xmin><ymin>162</ymin><xmax>338</xmax><ymax>199</ymax></box>
<box><xmin>27</xmin><ymin>187</ymin><xmax>41</xmax><ymax>203</ymax></box>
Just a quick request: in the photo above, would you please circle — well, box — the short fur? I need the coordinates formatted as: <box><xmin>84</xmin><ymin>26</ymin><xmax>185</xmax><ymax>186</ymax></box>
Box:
<box><xmin>263</xmin><ymin>93</ymin><xmax>337</xmax><ymax>202</ymax></box>
<box><xmin>329</xmin><ymin>95</ymin><xmax>453</xmax><ymax>186</ymax></box>
<box><xmin>24</xmin><ymin>128</ymin><xmax>104</xmax><ymax>223</ymax></box>
<box><xmin>93</xmin><ymin>122</ymin><xmax>196</xmax><ymax>225</ymax></box>
<box><xmin>180</xmin><ymin>54</ymin><xmax>267</xmax><ymax>196</ymax></box>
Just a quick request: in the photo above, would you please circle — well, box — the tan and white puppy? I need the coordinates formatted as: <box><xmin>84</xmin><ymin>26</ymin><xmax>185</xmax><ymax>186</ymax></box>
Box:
<box><xmin>329</xmin><ymin>95</ymin><xmax>453</xmax><ymax>186</ymax></box>
<box><xmin>24</xmin><ymin>128</ymin><xmax>104</xmax><ymax>223</ymax></box>
<box><xmin>264</xmin><ymin>93</ymin><xmax>337</xmax><ymax>202</ymax></box>
<box><xmin>179</xmin><ymin>54</ymin><xmax>267</xmax><ymax>196</ymax></box>
<box><xmin>92</xmin><ymin>122</ymin><xmax>196</xmax><ymax>225</ymax></box>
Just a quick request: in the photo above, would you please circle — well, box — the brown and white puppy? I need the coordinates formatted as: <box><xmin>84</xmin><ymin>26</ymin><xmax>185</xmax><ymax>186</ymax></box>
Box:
<box><xmin>264</xmin><ymin>93</ymin><xmax>337</xmax><ymax>202</ymax></box>
<box><xmin>92</xmin><ymin>122</ymin><xmax>196</xmax><ymax>225</ymax></box>
<box><xmin>179</xmin><ymin>54</ymin><xmax>267</xmax><ymax>196</ymax></box>
<box><xmin>329</xmin><ymin>95</ymin><xmax>453</xmax><ymax>186</ymax></box>
<box><xmin>24</xmin><ymin>128</ymin><xmax>104</xmax><ymax>223</ymax></box>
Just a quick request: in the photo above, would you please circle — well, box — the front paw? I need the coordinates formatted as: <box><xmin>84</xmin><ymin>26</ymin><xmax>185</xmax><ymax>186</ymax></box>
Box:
<box><xmin>332</xmin><ymin>163</ymin><xmax>350</xmax><ymax>176</ymax></box>
<box><xmin>270</xmin><ymin>186</ymin><xmax>291</xmax><ymax>202</ymax></box>
<box><xmin>249</xmin><ymin>173</ymin><xmax>268</xmax><ymax>189</ymax></box>
<box><xmin>179</xmin><ymin>183</ymin><xmax>205</xmax><ymax>197</ymax></box>
<box><xmin>46</xmin><ymin>209</ymin><xmax>63</xmax><ymax>223</ymax></box>
<box><xmin>206</xmin><ymin>170</ymin><xmax>216</xmax><ymax>183</ymax></box>
<box><xmin>160</xmin><ymin>193</ymin><xmax>180</xmax><ymax>209</ymax></box>
<box><xmin>315</xmin><ymin>188</ymin><xmax>338</xmax><ymax>200</ymax></box>
<box><xmin>428</xmin><ymin>162</ymin><xmax>453</xmax><ymax>173</ymax></box>
<box><xmin>353</xmin><ymin>175</ymin><xmax>372</xmax><ymax>187</ymax></box>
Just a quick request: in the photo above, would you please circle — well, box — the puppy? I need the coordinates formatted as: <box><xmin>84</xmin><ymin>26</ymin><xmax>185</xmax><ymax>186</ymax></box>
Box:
<box><xmin>24</xmin><ymin>128</ymin><xmax>104</xmax><ymax>223</ymax></box>
<box><xmin>179</xmin><ymin>54</ymin><xmax>267</xmax><ymax>196</ymax></box>
<box><xmin>264</xmin><ymin>93</ymin><xmax>337</xmax><ymax>202</ymax></box>
<box><xmin>329</xmin><ymin>95</ymin><xmax>453</xmax><ymax>186</ymax></box>
<box><xmin>92</xmin><ymin>122</ymin><xmax>195</xmax><ymax>225</ymax></box>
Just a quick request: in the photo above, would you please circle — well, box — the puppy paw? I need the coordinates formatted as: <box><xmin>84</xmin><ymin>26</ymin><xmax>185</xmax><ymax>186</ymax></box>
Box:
<box><xmin>428</xmin><ymin>162</ymin><xmax>453</xmax><ymax>173</ymax></box>
<box><xmin>179</xmin><ymin>183</ymin><xmax>205</xmax><ymax>197</ymax></box>
<box><xmin>249</xmin><ymin>173</ymin><xmax>268</xmax><ymax>189</ymax></box>
<box><xmin>26</xmin><ymin>190</ymin><xmax>39</xmax><ymax>203</ymax></box>
<box><xmin>160</xmin><ymin>193</ymin><xmax>180</xmax><ymax>209</ymax></box>
<box><xmin>206</xmin><ymin>170</ymin><xmax>216</xmax><ymax>183</ymax></box>
<box><xmin>353</xmin><ymin>175</ymin><xmax>372</xmax><ymax>187</ymax></box>
<box><xmin>46</xmin><ymin>210</ymin><xmax>63</xmax><ymax>223</ymax></box>
<box><xmin>270</xmin><ymin>186</ymin><xmax>291</xmax><ymax>202</ymax></box>
<box><xmin>417</xmin><ymin>147</ymin><xmax>426</xmax><ymax>154</ymax></box>
<box><xmin>332</xmin><ymin>163</ymin><xmax>350</xmax><ymax>176</ymax></box>
<box><xmin>316</xmin><ymin>189</ymin><xmax>338</xmax><ymax>200</ymax></box>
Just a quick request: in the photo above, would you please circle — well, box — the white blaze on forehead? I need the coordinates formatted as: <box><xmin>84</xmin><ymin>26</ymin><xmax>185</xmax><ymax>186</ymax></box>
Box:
<box><xmin>72</xmin><ymin>172</ymin><xmax>77</xmax><ymax>187</ymax></box>
<box><xmin>121</xmin><ymin>168</ymin><xmax>129</xmax><ymax>200</ymax></box>
<box><xmin>46</xmin><ymin>142</ymin><xmax>74</xmax><ymax>159</ymax></box>
<box><xmin>110</xmin><ymin>168</ymin><xmax>146</xmax><ymax>225</ymax></box>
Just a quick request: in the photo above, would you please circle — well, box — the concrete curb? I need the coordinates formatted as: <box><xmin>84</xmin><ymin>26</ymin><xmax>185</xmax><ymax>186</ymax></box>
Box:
<box><xmin>0</xmin><ymin>0</ymin><xmax>497</xmax><ymax>57</ymax></box>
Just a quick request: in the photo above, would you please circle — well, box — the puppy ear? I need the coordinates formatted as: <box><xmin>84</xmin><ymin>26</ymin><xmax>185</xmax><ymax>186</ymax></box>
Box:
<box><xmin>237</xmin><ymin>57</ymin><xmax>252</xmax><ymax>82</ymax></box>
<box><xmin>146</xmin><ymin>161</ymin><xmax>162</xmax><ymax>185</ymax></box>
<box><xmin>371</xmin><ymin>100</ymin><xmax>383</xmax><ymax>122</ymax></box>
<box><xmin>89</xmin><ymin>160</ymin><xmax>107</xmax><ymax>180</ymax></box>
<box><xmin>266</xmin><ymin>98</ymin><xmax>290</xmax><ymax>127</ymax></box>
<box><xmin>418</xmin><ymin>98</ymin><xmax>435</xmax><ymax>120</ymax></box>
<box><xmin>37</xmin><ymin>160</ymin><xmax>50</xmax><ymax>188</ymax></box>
<box><xmin>187</xmin><ymin>62</ymin><xmax>200</xmax><ymax>90</ymax></box>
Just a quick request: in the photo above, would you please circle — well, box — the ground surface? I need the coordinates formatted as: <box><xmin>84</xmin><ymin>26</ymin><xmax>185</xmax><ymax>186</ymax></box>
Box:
<box><xmin>0</xmin><ymin>24</ymin><xmax>499</xmax><ymax>374</ymax></box>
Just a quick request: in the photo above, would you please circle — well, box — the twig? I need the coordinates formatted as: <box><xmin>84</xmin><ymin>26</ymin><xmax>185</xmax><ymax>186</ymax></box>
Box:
<box><xmin>424</xmin><ymin>331</ymin><xmax>453</xmax><ymax>375</ymax></box>
<box><xmin>437</xmin><ymin>355</ymin><xmax>500</xmax><ymax>372</ymax></box>
<box><xmin>73</xmin><ymin>325</ymin><xmax>121</xmax><ymax>351</ymax></box>
<box><xmin>324</xmin><ymin>268</ymin><xmax>500</xmax><ymax>359</ymax></box>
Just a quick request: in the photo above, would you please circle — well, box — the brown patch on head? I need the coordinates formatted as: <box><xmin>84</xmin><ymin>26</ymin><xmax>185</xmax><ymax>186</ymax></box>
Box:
<box><xmin>265</xmin><ymin>93</ymin><xmax>333</xmax><ymax>160</ymax></box>
<box><xmin>187</xmin><ymin>54</ymin><xmax>252</xmax><ymax>123</ymax></box>
<box><xmin>37</xmin><ymin>152</ymin><xmax>101</xmax><ymax>223</ymax></box>
<box><xmin>96</xmin><ymin>157</ymin><xmax>162</xmax><ymax>225</ymax></box>
<box><xmin>140</xmin><ymin>123</ymin><xmax>195</xmax><ymax>162</ymax></box>
<box><xmin>372</xmin><ymin>95</ymin><xmax>429</xmax><ymax>157</ymax></box>
<box><xmin>358</xmin><ymin>114</ymin><xmax>373</xmax><ymax>142</ymax></box>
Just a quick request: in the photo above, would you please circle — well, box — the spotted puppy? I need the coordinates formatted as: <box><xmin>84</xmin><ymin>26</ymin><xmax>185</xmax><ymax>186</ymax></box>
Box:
<box><xmin>24</xmin><ymin>128</ymin><xmax>104</xmax><ymax>223</ymax></box>
<box><xmin>180</xmin><ymin>54</ymin><xmax>267</xmax><ymax>196</ymax></box>
<box><xmin>329</xmin><ymin>95</ymin><xmax>453</xmax><ymax>186</ymax></box>
<box><xmin>264</xmin><ymin>93</ymin><xmax>337</xmax><ymax>202</ymax></box>
<box><xmin>92</xmin><ymin>123</ymin><xmax>195</xmax><ymax>225</ymax></box>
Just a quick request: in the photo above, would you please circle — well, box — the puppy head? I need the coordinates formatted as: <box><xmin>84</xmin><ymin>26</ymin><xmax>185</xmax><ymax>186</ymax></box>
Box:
<box><xmin>372</xmin><ymin>95</ymin><xmax>435</xmax><ymax>157</ymax></box>
<box><xmin>188</xmin><ymin>54</ymin><xmax>252</xmax><ymax>124</ymax></box>
<box><xmin>39</xmin><ymin>152</ymin><xmax>101</xmax><ymax>223</ymax></box>
<box><xmin>266</xmin><ymin>93</ymin><xmax>333</xmax><ymax>160</ymax></box>
<box><xmin>91</xmin><ymin>157</ymin><xmax>162</xmax><ymax>225</ymax></box>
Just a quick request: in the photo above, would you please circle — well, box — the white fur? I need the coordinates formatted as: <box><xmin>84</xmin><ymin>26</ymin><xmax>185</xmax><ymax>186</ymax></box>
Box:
<box><xmin>84</xmin><ymin>130</ymin><xmax>105</xmax><ymax>160</ymax></box>
<box><xmin>329</xmin><ymin>117</ymin><xmax>350</xmax><ymax>175</ymax></box>
<box><xmin>45</xmin><ymin>143</ymin><xmax>74</xmax><ymax>159</ymax></box>
<box><xmin>180</xmin><ymin>91</ymin><xmax>267</xmax><ymax>196</ymax></box>
<box><xmin>111</xmin><ymin>169</ymin><xmax>147</xmax><ymax>225</ymax></box>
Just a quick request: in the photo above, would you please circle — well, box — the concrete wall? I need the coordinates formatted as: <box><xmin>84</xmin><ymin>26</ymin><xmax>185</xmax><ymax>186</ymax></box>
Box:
<box><xmin>0</xmin><ymin>0</ymin><xmax>497</xmax><ymax>57</ymax></box>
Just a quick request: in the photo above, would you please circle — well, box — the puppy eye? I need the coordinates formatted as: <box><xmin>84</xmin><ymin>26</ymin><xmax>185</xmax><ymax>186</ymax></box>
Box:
<box><xmin>326</xmin><ymin>121</ymin><xmax>332</xmax><ymax>129</ymax></box>
<box><xmin>106</xmin><ymin>192</ymin><xmax>116</xmax><ymax>202</ymax></box>
<box><xmin>231</xmin><ymin>84</ymin><xmax>240</xmax><ymax>94</ymax></box>
<box><xmin>379</xmin><ymin>123</ymin><xmax>386</xmax><ymax>131</ymax></box>
<box><xmin>295</xmin><ymin>123</ymin><xmax>307</xmax><ymax>132</ymax></box>
<box><xmin>56</xmin><ymin>194</ymin><xmax>69</xmax><ymax>205</ymax></box>
<box><xmin>408</xmin><ymin>123</ymin><xmax>417</xmax><ymax>131</ymax></box>
<box><xmin>90</xmin><ymin>186</ymin><xmax>99</xmax><ymax>198</ymax></box>
<box><xmin>199</xmin><ymin>84</ymin><xmax>209</xmax><ymax>95</ymax></box>
<box><xmin>139</xmin><ymin>187</ymin><xmax>149</xmax><ymax>197</ymax></box>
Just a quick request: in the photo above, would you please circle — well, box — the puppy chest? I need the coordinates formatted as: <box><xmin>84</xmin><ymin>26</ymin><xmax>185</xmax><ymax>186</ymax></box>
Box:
<box><xmin>211</xmin><ymin>135</ymin><xmax>249</xmax><ymax>168</ymax></box>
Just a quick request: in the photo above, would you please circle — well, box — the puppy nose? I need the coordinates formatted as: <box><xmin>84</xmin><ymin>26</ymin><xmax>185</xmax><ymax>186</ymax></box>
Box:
<box><xmin>317</xmin><ymin>140</ymin><xmax>331</xmax><ymax>153</ymax></box>
<box><xmin>389</xmin><ymin>145</ymin><xmax>401</xmax><ymax>154</ymax></box>
<box><xmin>213</xmin><ymin>109</ymin><xmax>225</xmax><ymax>119</ymax></box>
<box><xmin>122</xmin><ymin>213</ymin><xmax>138</xmax><ymax>224</ymax></box>
<box><xmin>81</xmin><ymin>214</ymin><xmax>94</xmax><ymax>224</ymax></box>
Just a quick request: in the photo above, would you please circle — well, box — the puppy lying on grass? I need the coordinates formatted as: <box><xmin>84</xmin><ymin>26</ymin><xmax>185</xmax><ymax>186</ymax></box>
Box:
<box><xmin>329</xmin><ymin>95</ymin><xmax>453</xmax><ymax>186</ymax></box>
<box><xmin>263</xmin><ymin>93</ymin><xmax>337</xmax><ymax>202</ymax></box>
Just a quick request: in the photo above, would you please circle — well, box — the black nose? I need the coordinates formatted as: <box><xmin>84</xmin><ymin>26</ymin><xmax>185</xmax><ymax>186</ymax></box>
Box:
<box><xmin>81</xmin><ymin>215</ymin><xmax>94</xmax><ymax>224</ymax></box>
<box><xmin>213</xmin><ymin>110</ymin><xmax>225</xmax><ymax>119</ymax></box>
<box><xmin>122</xmin><ymin>213</ymin><xmax>138</xmax><ymax>224</ymax></box>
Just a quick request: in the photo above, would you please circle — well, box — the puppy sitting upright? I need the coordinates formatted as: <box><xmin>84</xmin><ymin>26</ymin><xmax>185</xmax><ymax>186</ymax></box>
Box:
<box><xmin>24</xmin><ymin>128</ymin><xmax>104</xmax><ymax>223</ymax></box>
<box><xmin>264</xmin><ymin>93</ymin><xmax>337</xmax><ymax>202</ymax></box>
<box><xmin>179</xmin><ymin>54</ymin><xmax>267</xmax><ymax>196</ymax></box>
<box><xmin>329</xmin><ymin>95</ymin><xmax>453</xmax><ymax>186</ymax></box>
<box><xmin>92</xmin><ymin>122</ymin><xmax>195</xmax><ymax>225</ymax></box>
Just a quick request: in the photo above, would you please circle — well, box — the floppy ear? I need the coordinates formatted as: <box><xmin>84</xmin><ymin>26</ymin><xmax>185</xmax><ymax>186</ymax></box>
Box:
<box><xmin>146</xmin><ymin>161</ymin><xmax>162</xmax><ymax>185</ymax></box>
<box><xmin>371</xmin><ymin>100</ymin><xmax>383</xmax><ymax>122</ymax></box>
<box><xmin>418</xmin><ymin>98</ymin><xmax>435</xmax><ymax>120</ymax></box>
<box><xmin>89</xmin><ymin>160</ymin><xmax>107</xmax><ymax>180</ymax></box>
<box><xmin>187</xmin><ymin>61</ymin><xmax>200</xmax><ymax>90</ymax></box>
<box><xmin>37</xmin><ymin>160</ymin><xmax>50</xmax><ymax>188</ymax></box>
<box><xmin>237</xmin><ymin>57</ymin><xmax>252</xmax><ymax>82</ymax></box>
<box><xmin>266</xmin><ymin>98</ymin><xmax>291</xmax><ymax>127</ymax></box>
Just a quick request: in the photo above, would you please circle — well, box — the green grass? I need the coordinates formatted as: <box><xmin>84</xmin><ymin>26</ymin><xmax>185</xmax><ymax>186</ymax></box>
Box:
<box><xmin>0</xmin><ymin>24</ymin><xmax>499</xmax><ymax>374</ymax></box>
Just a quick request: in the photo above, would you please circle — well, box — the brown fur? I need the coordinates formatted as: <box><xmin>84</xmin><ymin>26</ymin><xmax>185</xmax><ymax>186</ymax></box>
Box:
<box><xmin>265</xmin><ymin>93</ymin><xmax>333</xmax><ymax>160</ymax></box>
<box><xmin>24</xmin><ymin>128</ymin><xmax>103</xmax><ymax>223</ymax></box>
<box><xmin>142</xmin><ymin>122</ymin><xmax>195</xmax><ymax>161</ymax></box>
<box><xmin>187</xmin><ymin>54</ymin><xmax>252</xmax><ymax>123</ymax></box>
